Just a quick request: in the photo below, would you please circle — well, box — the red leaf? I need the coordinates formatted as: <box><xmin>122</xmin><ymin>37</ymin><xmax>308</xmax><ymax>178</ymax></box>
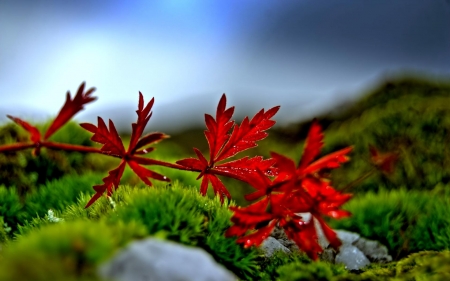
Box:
<box><xmin>205</xmin><ymin>174</ymin><xmax>231</xmax><ymax>203</ymax></box>
<box><xmin>226</xmin><ymin>120</ymin><xmax>353</xmax><ymax>260</ymax></box>
<box><xmin>80</xmin><ymin>93</ymin><xmax>170</xmax><ymax>206</ymax></box>
<box><xmin>226</xmin><ymin>198</ymin><xmax>276</xmax><ymax>246</ymax></box>
<box><xmin>129</xmin><ymin>93</ymin><xmax>155</xmax><ymax>153</ymax></box>
<box><xmin>177</xmin><ymin>149</ymin><xmax>209</xmax><ymax>171</ymax></box>
<box><xmin>284</xmin><ymin>220</ymin><xmax>322</xmax><ymax>260</ymax></box>
<box><xmin>7</xmin><ymin>115</ymin><xmax>41</xmax><ymax>143</ymax></box>
<box><xmin>369</xmin><ymin>145</ymin><xmax>399</xmax><ymax>174</ymax></box>
<box><xmin>176</xmin><ymin>158</ymin><xmax>205</xmax><ymax>171</ymax></box>
<box><xmin>235</xmin><ymin>221</ymin><xmax>277</xmax><ymax>248</ymax></box>
<box><xmin>228</xmin><ymin>198</ymin><xmax>271</xmax><ymax>226</ymax></box>
<box><xmin>225</xmin><ymin>224</ymin><xmax>250</xmax><ymax>237</ymax></box>
<box><xmin>216</xmin><ymin>106</ymin><xmax>280</xmax><ymax>162</ymax></box>
<box><xmin>298</xmin><ymin>120</ymin><xmax>323</xmax><ymax>170</ymax></box>
<box><xmin>204</xmin><ymin>94</ymin><xmax>235</xmax><ymax>162</ymax></box>
<box><xmin>133</xmin><ymin>132</ymin><xmax>169</xmax><ymax>154</ymax></box>
<box><xmin>176</xmin><ymin>94</ymin><xmax>279</xmax><ymax>202</ymax></box>
<box><xmin>231</xmin><ymin>197</ymin><xmax>269</xmax><ymax>214</ymax></box>
<box><xmin>271</xmin><ymin>152</ymin><xmax>297</xmax><ymax>182</ymax></box>
<box><xmin>44</xmin><ymin>82</ymin><xmax>96</xmax><ymax>140</ymax></box>
<box><xmin>315</xmin><ymin>216</ymin><xmax>342</xmax><ymax>250</ymax></box>
<box><xmin>200</xmin><ymin>176</ymin><xmax>209</xmax><ymax>196</ymax></box>
<box><xmin>215</xmin><ymin>156</ymin><xmax>276</xmax><ymax>183</ymax></box>
<box><xmin>85</xmin><ymin>160</ymin><xmax>126</xmax><ymax>208</ymax></box>
<box><xmin>128</xmin><ymin>160</ymin><xmax>169</xmax><ymax>185</ymax></box>
<box><xmin>303</xmin><ymin>146</ymin><xmax>353</xmax><ymax>175</ymax></box>
<box><xmin>84</xmin><ymin>192</ymin><xmax>104</xmax><ymax>210</ymax></box>
<box><xmin>301</xmin><ymin>177</ymin><xmax>352</xmax><ymax>219</ymax></box>
<box><xmin>80</xmin><ymin>117</ymin><xmax>126</xmax><ymax>157</ymax></box>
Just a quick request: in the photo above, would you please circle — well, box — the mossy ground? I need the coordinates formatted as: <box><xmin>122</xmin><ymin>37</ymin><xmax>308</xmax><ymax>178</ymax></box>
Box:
<box><xmin>1</xmin><ymin>76</ymin><xmax>450</xmax><ymax>280</ymax></box>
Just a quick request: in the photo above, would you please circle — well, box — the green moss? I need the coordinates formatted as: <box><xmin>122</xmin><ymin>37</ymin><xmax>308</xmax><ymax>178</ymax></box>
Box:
<box><xmin>16</xmin><ymin>186</ymin><xmax>127</xmax><ymax>237</ymax></box>
<box><xmin>271</xmin><ymin>250</ymin><xmax>450</xmax><ymax>281</ymax></box>
<box><xmin>256</xmin><ymin>250</ymin><xmax>312</xmax><ymax>280</ymax></box>
<box><xmin>329</xmin><ymin>189</ymin><xmax>450</xmax><ymax>259</ymax></box>
<box><xmin>0</xmin><ymin>216</ymin><xmax>10</xmax><ymax>244</ymax></box>
<box><xmin>8</xmin><ymin>182</ymin><xmax>261</xmax><ymax>279</ymax></box>
<box><xmin>396</xmin><ymin>250</ymin><xmax>450</xmax><ymax>280</ymax></box>
<box><xmin>0</xmin><ymin>173</ymin><xmax>105</xmax><ymax>237</ymax></box>
<box><xmin>355</xmin><ymin>262</ymin><xmax>400</xmax><ymax>281</ymax></box>
<box><xmin>0</xmin><ymin>220</ymin><xmax>147</xmax><ymax>281</ymax></box>
<box><xmin>108</xmin><ymin>181</ymin><xmax>261</xmax><ymax>280</ymax></box>
<box><xmin>23</xmin><ymin>173</ymin><xmax>103</xmax><ymax>218</ymax></box>
<box><xmin>276</xmin><ymin>259</ymin><xmax>347</xmax><ymax>281</ymax></box>
<box><xmin>0</xmin><ymin>185</ymin><xmax>26</xmax><ymax>235</ymax></box>
<box><xmin>344</xmin><ymin>250</ymin><xmax>450</xmax><ymax>281</ymax></box>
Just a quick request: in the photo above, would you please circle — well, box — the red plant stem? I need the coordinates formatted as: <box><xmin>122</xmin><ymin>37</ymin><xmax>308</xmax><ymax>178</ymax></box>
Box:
<box><xmin>0</xmin><ymin>141</ymin><xmax>103</xmax><ymax>154</ymax></box>
<box><xmin>133</xmin><ymin>156</ymin><xmax>268</xmax><ymax>182</ymax></box>
<box><xmin>130</xmin><ymin>155</ymin><xmax>194</xmax><ymax>171</ymax></box>
<box><xmin>339</xmin><ymin>167</ymin><xmax>376</xmax><ymax>192</ymax></box>
<box><xmin>0</xmin><ymin>142</ymin><xmax>36</xmax><ymax>153</ymax></box>
<box><xmin>42</xmin><ymin>141</ymin><xmax>103</xmax><ymax>154</ymax></box>
<box><xmin>0</xmin><ymin>141</ymin><xmax>267</xmax><ymax>184</ymax></box>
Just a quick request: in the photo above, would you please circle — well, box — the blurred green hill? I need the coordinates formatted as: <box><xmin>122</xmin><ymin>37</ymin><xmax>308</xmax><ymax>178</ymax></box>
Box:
<box><xmin>272</xmin><ymin>76</ymin><xmax>450</xmax><ymax>194</ymax></box>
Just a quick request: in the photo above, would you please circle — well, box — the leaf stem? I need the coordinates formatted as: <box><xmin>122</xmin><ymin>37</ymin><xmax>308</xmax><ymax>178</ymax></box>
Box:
<box><xmin>130</xmin><ymin>155</ymin><xmax>194</xmax><ymax>171</ymax></box>
<box><xmin>42</xmin><ymin>141</ymin><xmax>103</xmax><ymax>153</ymax></box>
<box><xmin>339</xmin><ymin>167</ymin><xmax>377</xmax><ymax>192</ymax></box>
<box><xmin>0</xmin><ymin>142</ymin><xmax>36</xmax><ymax>153</ymax></box>
<box><xmin>0</xmin><ymin>141</ymin><xmax>103</xmax><ymax>154</ymax></box>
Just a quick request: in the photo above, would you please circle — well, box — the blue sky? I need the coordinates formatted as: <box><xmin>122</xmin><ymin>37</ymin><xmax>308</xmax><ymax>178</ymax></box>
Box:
<box><xmin>1</xmin><ymin>1</ymin><xmax>449</xmax><ymax>132</ymax></box>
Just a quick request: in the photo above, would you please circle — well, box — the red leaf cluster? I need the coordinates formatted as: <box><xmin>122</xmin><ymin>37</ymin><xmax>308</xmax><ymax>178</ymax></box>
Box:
<box><xmin>6</xmin><ymin>82</ymin><xmax>96</xmax><ymax>155</ymax></box>
<box><xmin>225</xmin><ymin>121</ymin><xmax>353</xmax><ymax>260</ymax></box>
<box><xmin>80</xmin><ymin>93</ymin><xmax>169</xmax><ymax>208</ymax></box>
<box><xmin>176</xmin><ymin>94</ymin><xmax>280</xmax><ymax>202</ymax></box>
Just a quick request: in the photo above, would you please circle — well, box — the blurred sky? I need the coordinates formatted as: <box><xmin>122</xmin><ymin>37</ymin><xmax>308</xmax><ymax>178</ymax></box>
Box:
<box><xmin>1</xmin><ymin>0</ymin><xmax>450</xmax><ymax>132</ymax></box>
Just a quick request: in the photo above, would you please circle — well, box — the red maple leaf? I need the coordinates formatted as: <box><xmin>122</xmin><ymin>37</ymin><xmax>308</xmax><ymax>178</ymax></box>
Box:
<box><xmin>226</xmin><ymin>194</ymin><xmax>325</xmax><ymax>260</ymax></box>
<box><xmin>80</xmin><ymin>92</ymin><xmax>169</xmax><ymax>208</ymax></box>
<box><xmin>176</xmin><ymin>94</ymin><xmax>280</xmax><ymax>202</ymax></box>
<box><xmin>6</xmin><ymin>82</ymin><xmax>96</xmax><ymax>155</ymax></box>
<box><xmin>245</xmin><ymin>121</ymin><xmax>353</xmax><ymax>201</ymax></box>
<box><xmin>369</xmin><ymin>145</ymin><xmax>399</xmax><ymax>174</ymax></box>
<box><xmin>226</xmin><ymin>120</ymin><xmax>353</xmax><ymax>260</ymax></box>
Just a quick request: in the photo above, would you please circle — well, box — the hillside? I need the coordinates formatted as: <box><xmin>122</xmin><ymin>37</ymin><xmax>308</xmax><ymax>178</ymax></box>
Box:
<box><xmin>277</xmin><ymin>76</ymin><xmax>450</xmax><ymax>194</ymax></box>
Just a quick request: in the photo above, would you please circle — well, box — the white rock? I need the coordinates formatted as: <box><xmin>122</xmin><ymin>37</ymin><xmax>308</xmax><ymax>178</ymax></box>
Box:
<box><xmin>261</xmin><ymin>237</ymin><xmax>291</xmax><ymax>257</ymax></box>
<box><xmin>335</xmin><ymin>245</ymin><xmax>371</xmax><ymax>271</ymax></box>
<box><xmin>98</xmin><ymin>238</ymin><xmax>237</xmax><ymax>281</ymax></box>
<box><xmin>336</xmin><ymin>230</ymin><xmax>360</xmax><ymax>245</ymax></box>
<box><xmin>353</xmin><ymin>237</ymin><xmax>392</xmax><ymax>263</ymax></box>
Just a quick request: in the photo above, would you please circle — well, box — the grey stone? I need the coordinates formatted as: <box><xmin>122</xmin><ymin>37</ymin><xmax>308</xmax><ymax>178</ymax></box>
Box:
<box><xmin>261</xmin><ymin>237</ymin><xmax>291</xmax><ymax>257</ymax></box>
<box><xmin>353</xmin><ymin>237</ymin><xmax>392</xmax><ymax>263</ymax></box>
<box><xmin>319</xmin><ymin>248</ymin><xmax>336</xmax><ymax>263</ymax></box>
<box><xmin>334</xmin><ymin>230</ymin><xmax>392</xmax><ymax>264</ymax></box>
<box><xmin>336</xmin><ymin>230</ymin><xmax>360</xmax><ymax>245</ymax></box>
<box><xmin>270</xmin><ymin>224</ymin><xmax>300</xmax><ymax>252</ymax></box>
<box><xmin>98</xmin><ymin>238</ymin><xmax>237</xmax><ymax>281</ymax></box>
<box><xmin>335</xmin><ymin>245</ymin><xmax>371</xmax><ymax>271</ymax></box>
<box><xmin>268</xmin><ymin>218</ymin><xmax>392</xmax><ymax>271</ymax></box>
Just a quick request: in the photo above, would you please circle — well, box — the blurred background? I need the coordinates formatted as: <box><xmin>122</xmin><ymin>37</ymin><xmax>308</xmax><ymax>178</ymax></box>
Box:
<box><xmin>1</xmin><ymin>0</ymin><xmax>450</xmax><ymax>132</ymax></box>
<box><xmin>2</xmin><ymin>2</ymin><xmax>450</xmax><ymax>261</ymax></box>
